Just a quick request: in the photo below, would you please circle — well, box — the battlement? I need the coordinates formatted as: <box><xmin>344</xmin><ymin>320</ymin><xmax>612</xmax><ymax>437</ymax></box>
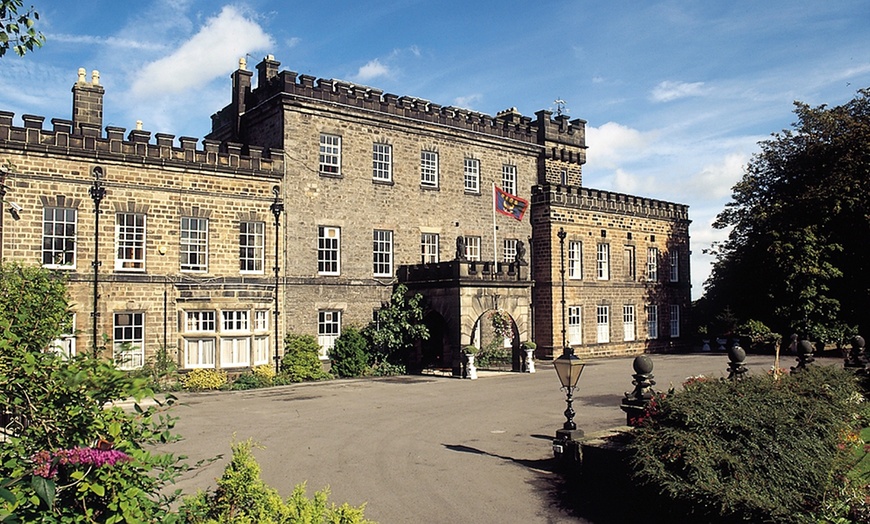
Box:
<box><xmin>0</xmin><ymin>111</ymin><xmax>284</xmax><ymax>175</ymax></box>
<box><xmin>212</xmin><ymin>55</ymin><xmax>587</xmax><ymax>150</ymax></box>
<box><xmin>532</xmin><ymin>183</ymin><xmax>689</xmax><ymax>221</ymax></box>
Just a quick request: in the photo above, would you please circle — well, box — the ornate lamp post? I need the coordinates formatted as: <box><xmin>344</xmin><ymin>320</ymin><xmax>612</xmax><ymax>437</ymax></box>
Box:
<box><xmin>89</xmin><ymin>166</ymin><xmax>106</xmax><ymax>357</ymax></box>
<box><xmin>553</xmin><ymin>227</ymin><xmax>586</xmax><ymax>461</ymax></box>
<box><xmin>270</xmin><ymin>185</ymin><xmax>284</xmax><ymax>374</ymax></box>
<box><xmin>554</xmin><ymin>348</ymin><xmax>585</xmax><ymax>431</ymax></box>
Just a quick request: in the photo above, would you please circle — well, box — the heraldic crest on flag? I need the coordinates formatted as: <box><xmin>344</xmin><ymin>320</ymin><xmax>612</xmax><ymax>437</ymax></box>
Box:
<box><xmin>494</xmin><ymin>185</ymin><xmax>529</xmax><ymax>221</ymax></box>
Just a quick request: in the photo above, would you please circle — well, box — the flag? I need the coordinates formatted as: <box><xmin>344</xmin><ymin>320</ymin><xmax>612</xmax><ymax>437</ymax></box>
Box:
<box><xmin>494</xmin><ymin>185</ymin><xmax>529</xmax><ymax>221</ymax></box>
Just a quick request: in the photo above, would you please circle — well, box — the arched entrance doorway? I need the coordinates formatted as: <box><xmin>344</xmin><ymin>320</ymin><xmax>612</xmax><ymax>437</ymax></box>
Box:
<box><xmin>413</xmin><ymin>310</ymin><xmax>448</xmax><ymax>373</ymax></box>
<box><xmin>470</xmin><ymin>309</ymin><xmax>522</xmax><ymax>371</ymax></box>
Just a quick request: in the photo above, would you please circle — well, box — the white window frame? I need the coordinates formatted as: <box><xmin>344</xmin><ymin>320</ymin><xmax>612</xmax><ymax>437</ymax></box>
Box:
<box><xmin>568</xmin><ymin>306</ymin><xmax>582</xmax><ymax>346</ymax></box>
<box><xmin>115</xmin><ymin>213</ymin><xmax>146</xmax><ymax>272</ymax></box>
<box><xmin>670</xmin><ymin>305</ymin><xmax>681</xmax><ymax>338</ymax></box>
<box><xmin>253</xmin><ymin>335</ymin><xmax>270</xmax><ymax>365</ymax></box>
<box><xmin>648</xmin><ymin>247</ymin><xmax>659</xmax><ymax>282</ymax></box>
<box><xmin>184</xmin><ymin>338</ymin><xmax>216</xmax><ymax>369</ymax></box>
<box><xmin>669</xmin><ymin>250</ymin><xmax>679</xmax><ymax>282</ymax></box>
<box><xmin>568</xmin><ymin>241</ymin><xmax>582</xmax><ymax>279</ymax></box>
<box><xmin>623</xmin><ymin>305</ymin><xmax>636</xmax><ymax>342</ymax></box>
<box><xmin>596</xmin><ymin>305</ymin><xmax>610</xmax><ymax>343</ymax></box>
<box><xmin>240</xmin><ymin>221</ymin><xmax>265</xmax><ymax>274</ymax></box>
<box><xmin>181</xmin><ymin>217</ymin><xmax>209</xmax><ymax>272</ymax></box>
<box><xmin>113</xmin><ymin>312</ymin><xmax>145</xmax><ymax>370</ymax></box>
<box><xmin>318</xmin><ymin>226</ymin><xmax>341</xmax><ymax>275</ymax></box>
<box><xmin>221</xmin><ymin>310</ymin><xmax>250</xmax><ymax>332</ymax></box>
<box><xmin>502</xmin><ymin>164</ymin><xmax>517</xmax><ymax>195</ymax></box>
<box><xmin>318</xmin><ymin>310</ymin><xmax>341</xmax><ymax>360</ymax></box>
<box><xmin>373</xmin><ymin>229</ymin><xmax>393</xmax><ymax>277</ymax></box>
<box><xmin>254</xmin><ymin>310</ymin><xmax>269</xmax><ymax>331</ymax></box>
<box><xmin>464</xmin><ymin>158</ymin><xmax>480</xmax><ymax>193</ymax></box>
<box><xmin>49</xmin><ymin>313</ymin><xmax>76</xmax><ymax>359</ymax></box>
<box><xmin>220</xmin><ymin>337</ymin><xmax>251</xmax><ymax>368</ymax></box>
<box><xmin>465</xmin><ymin>236</ymin><xmax>481</xmax><ymax>261</ymax></box>
<box><xmin>421</xmin><ymin>233</ymin><xmax>439</xmax><ymax>264</ymax></box>
<box><xmin>560</xmin><ymin>169</ymin><xmax>568</xmax><ymax>185</ymax></box>
<box><xmin>420</xmin><ymin>150</ymin><xmax>439</xmax><ymax>188</ymax></box>
<box><xmin>372</xmin><ymin>142</ymin><xmax>392</xmax><ymax>182</ymax></box>
<box><xmin>42</xmin><ymin>207</ymin><xmax>77</xmax><ymax>269</ymax></box>
<box><xmin>503</xmin><ymin>238</ymin><xmax>518</xmax><ymax>263</ymax></box>
<box><xmin>597</xmin><ymin>243</ymin><xmax>610</xmax><ymax>280</ymax></box>
<box><xmin>185</xmin><ymin>310</ymin><xmax>216</xmax><ymax>333</ymax></box>
<box><xmin>319</xmin><ymin>134</ymin><xmax>341</xmax><ymax>175</ymax></box>
<box><xmin>646</xmin><ymin>305</ymin><xmax>659</xmax><ymax>340</ymax></box>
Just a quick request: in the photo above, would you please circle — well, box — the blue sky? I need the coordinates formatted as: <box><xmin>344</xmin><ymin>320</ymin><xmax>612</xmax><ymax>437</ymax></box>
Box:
<box><xmin>2</xmin><ymin>0</ymin><xmax>869</xmax><ymax>299</ymax></box>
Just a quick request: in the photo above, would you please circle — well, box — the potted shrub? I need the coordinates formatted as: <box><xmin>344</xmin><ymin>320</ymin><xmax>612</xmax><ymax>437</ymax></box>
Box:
<box><xmin>463</xmin><ymin>345</ymin><xmax>478</xmax><ymax>380</ymax></box>
<box><xmin>521</xmin><ymin>341</ymin><xmax>536</xmax><ymax>373</ymax></box>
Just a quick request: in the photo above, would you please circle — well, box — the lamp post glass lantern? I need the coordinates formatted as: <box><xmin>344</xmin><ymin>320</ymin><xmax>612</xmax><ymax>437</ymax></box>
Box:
<box><xmin>554</xmin><ymin>348</ymin><xmax>585</xmax><ymax>430</ymax></box>
<box><xmin>270</xmin><ymin>185</ymin><xmax>284</xmax><ymax>374</ymax></box>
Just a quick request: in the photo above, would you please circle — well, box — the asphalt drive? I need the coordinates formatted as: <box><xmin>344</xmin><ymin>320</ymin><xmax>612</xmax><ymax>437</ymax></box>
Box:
<box><xmin>155</xmin><ymin>352</ymin><xmax>817</xmax><ymax>523</ymax></box>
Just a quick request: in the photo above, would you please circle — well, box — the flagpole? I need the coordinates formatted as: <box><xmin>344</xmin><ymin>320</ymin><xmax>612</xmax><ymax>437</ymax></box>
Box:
<box><xmin>492</xmin><ymin>182</ymin><xmax>498</xmax><ymax>265</ymax></box>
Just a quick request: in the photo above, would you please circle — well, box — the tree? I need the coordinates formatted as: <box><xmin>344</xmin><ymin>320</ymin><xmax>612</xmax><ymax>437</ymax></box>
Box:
<box><xmin>0</xmin><ymin>1</ymin><xmax>45</xmax><ymax>58</ymax></box>
<box><xmin>705</xmin><ymin>88</ymin><xmax>870</xmax><ymax>343</ymax></box>
<box><xmin>363</xmin><ymin>284</ymin><xmax>429</xmax><ymax>365</ymax></box>
<box><xmin>0</xmin><ymin>264</ymin><xmax>190</xmax><ymax>522</ymax></box>
<box><xmin>0</xmin><ymin>263</ymin><xmax>71</xmax><ymax>353</ymax></box>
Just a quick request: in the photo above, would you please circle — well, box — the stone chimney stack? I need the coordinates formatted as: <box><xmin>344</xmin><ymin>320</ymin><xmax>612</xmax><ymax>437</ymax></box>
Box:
<box><xmin>231</xmin><ymin>58</ymin><xmax>253</xmax><ymax>139</ymax></box>
<box><xmin>72</xmin><ymin>68</ymin><xmax>105</xmax><ymax>135</ymax></box>
<box><xmin>256</xmin><ymin>54</ymin><xmax>281</xmax><ymax>88</ymax></box>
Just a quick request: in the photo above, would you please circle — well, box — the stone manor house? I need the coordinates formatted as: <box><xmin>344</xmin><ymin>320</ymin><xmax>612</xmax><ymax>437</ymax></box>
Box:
<box><xmin>0</xmin><ymin>56</ymin><xmax>691</xmax><ymax>374</ymax></box>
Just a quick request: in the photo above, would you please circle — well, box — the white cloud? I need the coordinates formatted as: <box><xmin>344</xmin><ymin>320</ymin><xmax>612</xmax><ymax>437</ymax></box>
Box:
<box><xmin>684</xmin><ymin>152</ymin><xmax>747</xmax><ymax>200</ymax></box>
<box><xmin>129</xmin><ymin>6</ymin><xmax>273</xmax><ymax>98</ymax></box>
<box><xmin>585</xmin><ymin>121</ymin><xmax>658</xmax><ymax>169</ymax></box>
<box><xmin>453</xmin><ymin>94</ymin><xmax>482</xmax><ymax>110</ymax></box>
<box><xmin>354</xmin><ymin>59</ymin><xmax>390</xmax><ymax>82</ymax></box>
<box><xmin>48</xmin><ymin>33</ymin><xmax>166</xmax><ymax>51</ymax></box>
<box><xmin>651</xmin><ymin>80</ymin><xmax>707</xmax><ymax>103</ymax></box>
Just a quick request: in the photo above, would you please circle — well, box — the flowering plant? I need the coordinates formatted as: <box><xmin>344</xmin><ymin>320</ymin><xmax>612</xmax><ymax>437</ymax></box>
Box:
<box><xmin>489</xmin><ymin>310</ymin><xmax>513</xmax><ymax>340</ymax></box>
<box><xmin>31</xmin><ymin>445</ymin><xmax>133</xmax><ymax>479</ymax></box>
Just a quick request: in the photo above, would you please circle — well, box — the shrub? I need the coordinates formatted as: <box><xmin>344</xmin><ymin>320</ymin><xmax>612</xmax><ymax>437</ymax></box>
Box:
<box><xmin>628</xmin><ymin>365</ymin><xmax>870</xmax><ymax>522</ymax></box>
<box><xmin>178</xmin><ymin>439</ymin><xmax>374</xmax><ymax>523</ymax></box>
<box><xmin>735</xmin><ymin>318</ymin><xmax>782</xmax><ymax>352</ymax></box>
<box><xmin>182</xmin><ymin>368</ymin><xmax>228</xmax><ymax>391</ymax></box>
<box><xmin>252</xmin><ymin>364</ymin><xmax>276</xmax><ymax>384</ymax></box>
<box><xmin>280</xmin><ymin>334</ymin><xmax>331</xmax><ymax>382</ymax></box>
<box><xmin>230</xmin><ymin>372</ymin><xmax>262</xmax><ymax>390</ymax></box>
<box><xmin>370</xmin><ymin>361</ymin><xmax>406</xmax><ymax>377</ymax></box>
<box><xmin>330</xmin><ymin>327</ymin><xmax>370</xmax><ymax>378</ymax></box>
<box><xmin>476</xmin><ymin>345</ymin><xmax>510</xmax><ymax>369</ymax></box>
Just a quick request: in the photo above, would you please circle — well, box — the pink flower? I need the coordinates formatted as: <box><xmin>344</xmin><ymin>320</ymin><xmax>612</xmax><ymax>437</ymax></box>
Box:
<box><xmin>31</xmin><ymin>446</ymin><xmax>133</xmax><ymax>478</ymax></box>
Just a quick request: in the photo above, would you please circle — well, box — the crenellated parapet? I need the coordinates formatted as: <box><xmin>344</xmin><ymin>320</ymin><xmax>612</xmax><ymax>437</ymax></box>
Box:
<box><xmin>213</xmin><ymin>55</ymin><xmax>589</xmax><ymax>149</ymax></box>
<box><xmin>0</xmin><ymin>110</ymin><xmax>284</xmax><ymax>175</ymax></box>
<box><xmin>532</xmin><ymin>183</ymin><xmax>689</xmax><ymax>221</ymax></box>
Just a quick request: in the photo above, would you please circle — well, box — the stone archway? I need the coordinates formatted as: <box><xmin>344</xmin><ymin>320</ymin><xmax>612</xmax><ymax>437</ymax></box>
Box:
<box><xmin>470</xmin><ymin>309</ymin><xmax>523</xmax><ymax>372</ymax></box>
<box><xmin>397</xmin><ymin>260</ymin><xmax>533</xmax><ymax>376</ymax></box>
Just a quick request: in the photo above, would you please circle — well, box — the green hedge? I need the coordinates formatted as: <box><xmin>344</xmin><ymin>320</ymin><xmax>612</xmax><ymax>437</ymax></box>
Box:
<box><xmin>627</xmin><ymin>366</ymin><xmax>870</xmax><ymax>523</ymax></box>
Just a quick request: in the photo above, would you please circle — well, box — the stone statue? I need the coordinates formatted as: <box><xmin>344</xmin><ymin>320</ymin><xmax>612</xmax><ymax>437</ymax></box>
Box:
<box><xmin>515</xmin><ymin>240</ymin><xmax>527</xmax><ymax>266</ymax></box>
<box><xmin>455</xmin><ymin>236</ymin><xmax>467</xmax><ymax>261</ymax></box>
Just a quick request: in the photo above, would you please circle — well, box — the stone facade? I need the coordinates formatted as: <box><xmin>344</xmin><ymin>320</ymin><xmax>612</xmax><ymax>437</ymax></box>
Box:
<box><xmin>0</xmin><ymin>69</ymin><xmax>284</xmax><ymax>370</ymax></box>
<box><xmin>531</xmin><ymin>185</ymin><xmax>692</xmax><ymax>358</ymax></box>
<box><xmin>0</xmin><ymin>56</ymin><xmax>691</xmax><ymax>370</ymax></box>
